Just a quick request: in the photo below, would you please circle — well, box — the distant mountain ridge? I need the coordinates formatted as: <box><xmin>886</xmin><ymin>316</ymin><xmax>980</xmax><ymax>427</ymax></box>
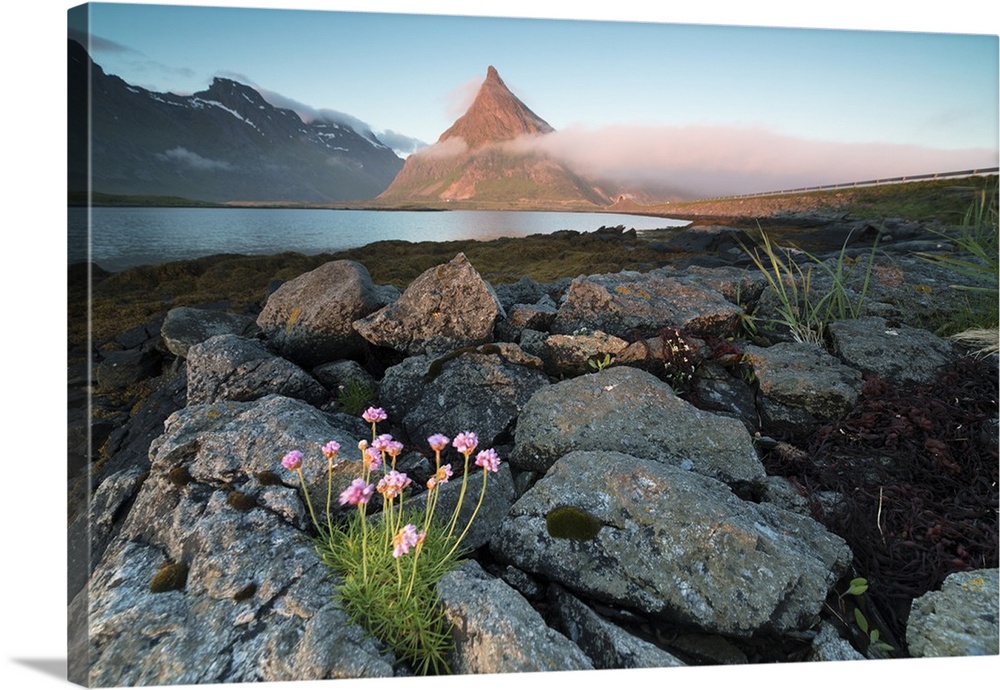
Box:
<box><xmin>376</xmin><ymin>66</ymin><xmax>612</xmax><ymax>208</ymax></box>
<box><xmin>68</xmin><ymin>39</ymin><xmax>404</xmax><ymax>204</ymax></box>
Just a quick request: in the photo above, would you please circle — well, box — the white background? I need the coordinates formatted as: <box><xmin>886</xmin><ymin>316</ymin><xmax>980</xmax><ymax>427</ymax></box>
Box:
<box><xmin>4</xmin><ymin>1</ymin><xmax>998</xmax><ymax>689</ymax></box>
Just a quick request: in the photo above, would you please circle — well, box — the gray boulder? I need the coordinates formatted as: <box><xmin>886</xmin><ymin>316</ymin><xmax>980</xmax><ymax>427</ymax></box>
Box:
<box><xmin>378</xmin><ymin>342</ymin><xmax>549</xmax><ymax>450</ymax></box>
<box><xmin>311</xmin><ymin>359</ymin><xmax>378</xmax><ymax>409</ymax></box>
<box><xmin>495</xmin><ymin>301</ymin><xmax>557</xmax><ymax>342</ymax></box>
<box><xmin>160</xmin><ymin>306</ymin><xmax>259</xmax><ymax>357</ymax></box>
<box><xmin>743</xmin><ymin>341</ymin><xmax>863</xmax><ymax>434</ymax></box>
<box><xmin>542</xmin><ymin>330</ymin><xmax>629</xmax><ymax>377</ymax></box>
<box><xmin>146</xmin><ymin>394</ymin><xmax>370</xmax><ymax>524</ymax></box>
<box><xmin>548</xmin><ymin>585</ymin><xmax>686</xmax><ymax>669</ymax></box>
<box><xmin>551</xmin><ymin>270</ymin><xmax>744</xmax><ymax>338</ymax></box>
<box><xmin>257</xmin><ymin>259</ymin><xmax>386</xmax><ymax>366</ymax></box>
<box><xmin>186</xmin><ymin>333</ymin><xmax>328</xmax><ymax>406</ymax></box>
<box><xmin>807</xmin><ymin>621</ymin><xmax>866</xmax><ymax>662</ymax></box>
<box><xmin>491</xmin><ymin>450</ymin><xmax>853</xmax><ymax>636</ymax></box>
<box><xmin>906</xmin><ymin>568</ymin><xmax>999</xmax><ymax>657</ymax></box>
<box><xmin>407</xmin><ymin>463</ymin><xmax>517</xmax><ymax>555</ymax></box>
<box><xmin>511</xmin><ymin>366</ymin><xmax>765</xmax><ymax>485</ymax></box>
<box><xmin>437</xmin><ymin>561</ymin><xmax>594</xmax><ymax>674</ymax></box>
<box><xmin>828</xmin><ymin>316</ymin><xmax>955</xmax><ymax>387</ymax></box>
<box><xmin>95</xmin><ymin>346</ymin><xmax>162</xmax><ymax>389</ymax></box>
<box><xmin>354</xmin><ymin>253</ymin><xmax>505</xmax><ymax>355</ymax></box>
<box><xmin>83</xmin><ymin>394</ymin><xmax>391</xmax><ymax>686</ymax></box>
<box><xmin>493</xmin><ymin>275</ymin><xmax>550</xmax><ymax>310</ymax></box>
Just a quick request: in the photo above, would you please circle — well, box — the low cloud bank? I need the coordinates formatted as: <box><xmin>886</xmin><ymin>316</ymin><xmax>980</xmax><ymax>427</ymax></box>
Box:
<box><xmin>157</xmin><ymin>147</ymin><xmax>233</xmax><ymax>171</ymax></box>
<box><xmin>506</xmin><ymin>125</ymin><xmax>998</xmax><ymax>198</ymax></box>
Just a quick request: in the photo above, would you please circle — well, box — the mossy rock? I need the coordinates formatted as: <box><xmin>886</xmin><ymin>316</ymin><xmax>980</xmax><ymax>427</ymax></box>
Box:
<box><xmin>545</xmin><ymin>505</ymin><xmax>603</xmax><ymax>541</ymax></box>
<box><xmin>150</xmin><ymin>562</ymin><xmax>188</xmax><ymax>593</ymax></box>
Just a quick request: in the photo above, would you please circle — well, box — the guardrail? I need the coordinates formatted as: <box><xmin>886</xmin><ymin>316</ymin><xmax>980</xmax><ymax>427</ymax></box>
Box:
<box><xmin>705</xmin><ymin>167</ymin><xmax>999</xmax><ymax>201</ymax></box>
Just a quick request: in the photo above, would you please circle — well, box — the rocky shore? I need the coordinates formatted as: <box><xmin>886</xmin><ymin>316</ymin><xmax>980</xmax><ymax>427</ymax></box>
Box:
<box><xmin>68</xmin><ymin>217</ymin><xmax>998</xmax><ymax>685</ymax></box>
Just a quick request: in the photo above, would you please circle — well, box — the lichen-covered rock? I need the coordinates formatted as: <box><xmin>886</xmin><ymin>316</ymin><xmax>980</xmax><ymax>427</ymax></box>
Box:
<box><xmin>743</xmin><ymin>341</ymin><xmax>863</xmax><ymax>434</ymax></box>
<box><xmin>186</xmin><ymin>334</ymin><xmax>327</xmax><ymax>406</ymax></box>
<box><xmin>256</xmin><ymin>259</ymin><xmax>387</xmax><ymax>366</ymax></box>
<box><xmin>378</xmin><ymin>342</ymin><xmax>549</xmax><ymax>449</ymax></box>
<box><xmin>160</xmin><ymin>306</ymin><xmax>260</xmax><ymax>357</ymax></box>
<box><xmin>95</xmin><ymin>346</ymin><xmax>163</xmax><ymax>389</ymax></box>
<box><xmin>354</xmin><ymin>253</ymin><xmax>504</xmax><ymax>355</ymax></box>
<box><xmin>495</xmin><ymin>301</ymin><xmax>557</xmax><ymax>342</ymax></box>
<box><xmin>491</xmin><ymin>450</ymin><xmax>853</xmax><ymax>637</ymax></box>
<box><xmin>511</xmin><ymin>366</ymin><xmax>765</xmax><ymax>485</ymax></box>
<box><xmin>548</xmin><ymin>585</ymin><xmax>686</xmax><ymax>669</ymax></box>
<box><xmin>551</xmin><ymin>270</ymin><xmax>744</xmax><ymax>338</ymax></box>
<box><xmin>906</xmin><ymin>568</ymin><xmax>999</xmax><ymax>657</ymax></box>
<box><xmin>83</xmin><ymin>394</ymin><xmax>391</xmax><ymax>686</ymax></box>
<box><xmin>436</xmin><ymin>561</ymin><xmax>594</xmax><ymax>674</ymax></box>
<box><xmin>542</xmin><ymin>330</ymin><xmax>629</xmax><ymax>377</ymax></box>
<box><xmin>828</xmin><ymin>316</ymin><xmax>955</xmax><ymax>387</ymax></box>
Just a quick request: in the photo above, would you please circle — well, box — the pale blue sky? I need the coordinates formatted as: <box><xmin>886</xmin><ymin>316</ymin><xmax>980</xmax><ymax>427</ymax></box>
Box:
<box><xmin>67</xmin><ymin>1</ymin><xmax>1000</xmax><ymax>194</ymax></box>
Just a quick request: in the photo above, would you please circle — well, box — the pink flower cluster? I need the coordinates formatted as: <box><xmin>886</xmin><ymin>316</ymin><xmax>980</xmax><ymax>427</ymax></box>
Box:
<box><xmin>377</xmin><ymin>470</ymin><xmax>412</xmax><ymax>499</ymax></box>
<box><xmin>428</xmin><ymin>434</ymin><xmax>450</xmax><ymax>452</ymax></box>
<box><xmin>392</xmin><ymin>523</ymin><xmax>426</xmax><ymax>558</ymax></box>
<box><xmin>281</xmin><ymin>450</ymin><xmax>303</xmax><ymax>471</ymax></box>
<box><xmin>452</xmin><ymin>431</ymin><xmax>479</xmax><ymax>455</ymax></box>
<box><xmin>373</xmin><ymin>434</ymin><xmax>404</xmax><ymax>459</ymax></box>
<box><xmin>363</xmin><ymin>446</ymin><xmax>382</xmax><ymax>473</ymax></box>
<box><xmin>426</xmin><ymin>463</ymin><xmax>453</xmax><ymax>490</ymax></box>
<box><xmin>475</xmin><ymin>448</ymin><xmax>501</xmax><ymax>473</ymax></box>
<box><xmin>362</xmin><ymin>407</ymin><xmax>388</xmax><ymax>424</ymax></box>
<box><xmin>322</xmin><ymin>441</ymin><xmax>341</xmax><ymax>460</ymax></box>
<box><xmin>338</xmin><ymin>478</ymin><xmax>374</xmax><ymax>506</ymax></box>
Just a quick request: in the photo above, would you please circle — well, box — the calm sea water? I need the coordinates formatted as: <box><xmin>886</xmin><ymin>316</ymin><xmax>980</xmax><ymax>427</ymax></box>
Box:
<box><xmin>67</xmin><ymin>207</ymin><xmax>687</xmax><ymax>272</ymax></box>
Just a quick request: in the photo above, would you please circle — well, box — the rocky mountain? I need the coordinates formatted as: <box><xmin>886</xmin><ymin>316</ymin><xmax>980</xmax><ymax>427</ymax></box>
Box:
<box><xmin>68</xmin><ymin>39</ymin><xmax>404</xmax><ymax>204</ymax></box>
<box><xmin>376</xmin><ymin>66</ymin><xmax>612</xmax><ymax>209</ymax></box>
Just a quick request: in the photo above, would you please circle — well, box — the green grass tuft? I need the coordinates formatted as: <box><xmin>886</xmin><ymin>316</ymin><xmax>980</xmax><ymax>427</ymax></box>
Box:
<box><xmin>317</xmin><ymin>506</ymin><xmax>460</xmax><ymax>675</ymax></box>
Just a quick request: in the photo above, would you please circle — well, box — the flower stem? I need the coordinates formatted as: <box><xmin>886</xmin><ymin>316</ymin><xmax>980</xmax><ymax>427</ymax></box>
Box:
<box><xmin>445</xmin><ymin>452</ymin><xmax>472</xmax><ymax>540</ymax></box>
<box><xmin>359</xmin><ymin>503</ymin><xmax>369</xmax><ymax>581</ymax></box>
<box><xmin>295</xmin><ymin>467</ymin><xmax>321</xmax><ymax>533</ymax></box>
<box><xmin>325</xmin><ymin>462</ymin><xmax>334</xmax><ymax>537</ymax></box>
<box><xmin>445</xmin><ymin>470</ymin><xmax>488</xmax><ymax>562</ymax></box>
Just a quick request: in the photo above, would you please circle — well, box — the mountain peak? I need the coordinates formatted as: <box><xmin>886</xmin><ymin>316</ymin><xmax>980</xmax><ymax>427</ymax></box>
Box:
<box><xmin>438</xmin><ymin>66</ymin><xmax>554</xmax><ymax>149</ymax></box>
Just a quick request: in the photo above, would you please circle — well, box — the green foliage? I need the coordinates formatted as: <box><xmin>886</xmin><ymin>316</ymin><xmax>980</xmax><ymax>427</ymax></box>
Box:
<box><xmin>587</xmin><ymin>352</ymin><xmax>613</xmax><ymax>372</ymax></box>
<box><xmin>336</xmin><ymin>379</ymin><xmax>376</xmax><ymax>416</ymax></box>
<box><xmin>919</xmin><ymin>184</ymin><xmax>999</xmax><ymax>342</ymax></box>
<box><xmin>318</xmin><ymin>507</ymin><xmax>459</xmax><ymax>675</ymax></box>
<box><xmin>545</xmin><ymin>505</ymin><xmax>604</xmax><ymax>541</ymax></box>
<box><xmin>739</xmin><ymin>228</ymin><xmax>878</xmax><ymax>344</ymax></box>
<box><xmin>829</xmin><ymin>576</ymin><xmax>895</xmax><ymax>656</ymax></box>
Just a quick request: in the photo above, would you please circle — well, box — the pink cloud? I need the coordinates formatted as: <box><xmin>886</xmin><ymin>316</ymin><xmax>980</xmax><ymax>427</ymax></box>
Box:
<box><xmin>505</xmin><ymin>124</ymin><xmax>997</xmax><ymax>198</ymax></box>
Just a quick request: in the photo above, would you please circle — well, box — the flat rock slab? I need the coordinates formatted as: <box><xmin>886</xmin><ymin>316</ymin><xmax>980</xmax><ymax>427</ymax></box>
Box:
<box><xmin>744</xmin><ymin>341</ymin><xmax>863</xmax><ymax>420</ymax></box>
<box><xmin>551</xmin><ymin>270</ymin><xmax>744</xmax><ymax>338</ymax></box>
<box><xmin>828</xmin><ymin>316</ymin><xmax>955</xmax><ymax>387</ymax></box>
<box><xmin>491</xmin><ymin>450</ymin><xmax>853</xmax><ymax>637</ymax></box>
<box><xmin>511</xmin><ymin>366</ymin><xmax>765</xmax><ymax>485</ymax></box>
